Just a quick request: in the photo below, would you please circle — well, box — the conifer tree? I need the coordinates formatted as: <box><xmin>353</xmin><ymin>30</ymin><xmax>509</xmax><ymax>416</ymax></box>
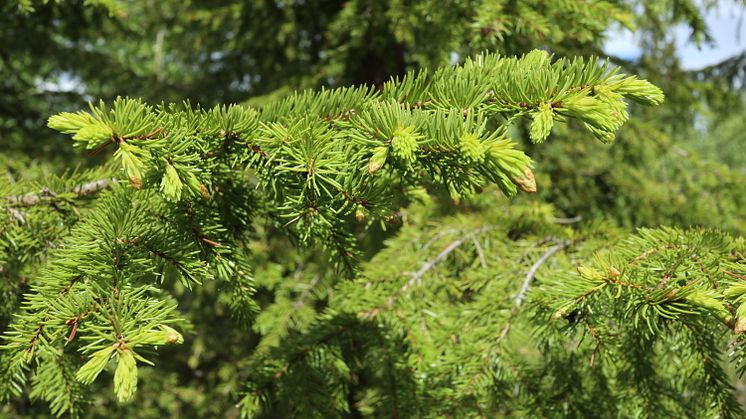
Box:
<box><xmin>3</xmin><ymin>1</ymin><xmax>746</xmax><ymax>418</ymax></box>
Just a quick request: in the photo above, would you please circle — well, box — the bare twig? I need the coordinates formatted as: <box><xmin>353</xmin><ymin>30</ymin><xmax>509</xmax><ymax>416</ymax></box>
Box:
<box><xmin>4</xmin><ymin>169</ymin><xmax>15</xmax><ymax>184</ymax></box>
<box><xmin>293</xmin><ymin>275</ymin><xmax>321</xmax><ymax>310</ymax></box>
<box><xmin>419</xmin><ymin>228</ymin><xmax>458</xmax><ymax>254</ymax></box>
<box><xmin>7</xmin><ymin>207</ymin><xmax>25</xmax><ymax>223</ymax></box>
<box><xmin>471</xmin><ymin>234</ymin><xmax>487</xmax><ymax>269</ymax></box>
<box><xmin>515</xmin><ymin>240</ymin><xmax>569</xmax><ymax>307</ymax></box>
<box><xmin>402</xmin><ymin>226</ymin><xmax>493</xmax><ymax>294</ymax></box>
<box><xmin>498</xmin><ymin>239</ymin><xmax>569</xmax><ymax>342</ymax></box>
<box><xmin>72</xmin><ymin>179</ymin><xmax>110</xmax><ymax>197</ymax></box>
<box><xmin>4</xmin><ymin>178</ymin><xmax>112</xmax><ymax>207</ymax></box>
<box><xmin>361</xmin><ymin>226</ymin><xmax>494</xmax><ymax>317</ymax></box>
<box><xmin>552</xmin><ymin>215</ymin><xmax>582</xmax><ymax>224</ymax></box>
<box><xmin>724</xmin><ymin>270</ymin><xmax>746</xmax><ymax>281</ymax></box>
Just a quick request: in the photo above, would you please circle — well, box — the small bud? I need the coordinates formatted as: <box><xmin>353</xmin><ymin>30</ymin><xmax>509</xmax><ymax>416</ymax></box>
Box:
<box><xmin>562</xmin><ymin>95</ymin><xmax>616</xmax><ymax>134</ymax></box>
<box><xmin>384</xmin><ymin>214</ymin><xmax>401</xmax><ymax>225</ymax></box>
<box><xmin>368</xmin><ymin>146</ymin><xmax>389</xmax><ymax>174</ymax></box>
<box><xmin>585</xmin><ymin>124</ymin><xmax>616</xmax><ymax>143</ymax></box>
<box><xmin>129</xmin><ymin>177</ymin><xmax>142</xmax><ymax>190</ymax></box>
<box><xmin>523</xmin><ymin>49</ymin><xmax>550</xmax><ymax>67</ymax></box>
<box><xmin>592</xmin><ymin>85</ymin><xmax>629</xmax><ymax>127</ymax></box>
<box><xmin>576</xmin><ymin>265</ymin><xmax>590</xmax><ymax>275</ymax></box>
<box><xmin>48</xmin><ymin>111</ymin><xmax>96</xmax><ymax>134</ymax></box>
<box><xmin>551</xmin><ymin>307</ymin><xmax>566</xmax><ymax>321</ymax></box>
<box><xmin>510</xmin><ymin>167</ymin><xmax>536</xmax><ymax>193</ymax></box>
<box><xmin>183</xmin><ymin>171</ymin><xmax>202</xmax><ymax>197</ymax></box>
<box><xmin>355</xmin><ymin>205</ymin><xmax>366</xmax><ymax>222</ymax></box>
<box><xmin>563</xmin><ymin>95</ymin><xmax>601</xmax><ymax>113</ymax></box>
<box><xmin>734</xmin><ymin>302</ymin><xmax>746</xmax><ymax>333</ymax></box>
<box><xmin>576</xmin><ymin>265</ymin><xmax>605</xmax><ymax>281</ymax></box>
<box><xmin>118</xmin><ymin>142</ymin><xmax>144</xmax><ymax>181</ymax></box>
<box><xmin>724</xmin><ymin>283</ymin><xmax>746</xmax><ymax>298</ymax></box>
<box><xmin>684</xmin><ymin>290</ymin><xmax>730</xmax><ymax>319</ymax></box>
<box><xmin>735</xmin><ymin>318</ymin><xmax>746</xmax><ymax>334</ymax></box>
<box><xmin>615</xmin><ymin>77</ymin><xmax>665</xmax><ymax>106</ymax></box>
<box><xmin>608</xmin><ymin>267</ymin><xmax>621</xmax><ymax>278</ymax></box>
<box><xmin>161</xmin><ymin>325</ymin><xmax>184</xmax><ymax>345</ymax></box>
<box><xmin>73</xmin><ymin>123</ymin><xmax>113</xmax><ymax>148</ymax></box>
<box><xmin>138</xmin><ymin>325</ymin><xmax>184</xmax><ymax>346</ymax></box>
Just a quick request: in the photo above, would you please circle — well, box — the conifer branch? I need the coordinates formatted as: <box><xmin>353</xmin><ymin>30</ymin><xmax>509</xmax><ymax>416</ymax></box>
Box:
<box><xmin>1</xmin><ymin>50</ymin><xmax>669</xmax><ymax>416</ymax></box>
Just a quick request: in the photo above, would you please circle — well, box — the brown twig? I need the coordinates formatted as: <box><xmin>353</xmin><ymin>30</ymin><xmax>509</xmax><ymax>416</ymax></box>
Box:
<box><xmin>724</xmin><ymin>270</ymin><xmax>746</xmax><ymax>281</ymax></box>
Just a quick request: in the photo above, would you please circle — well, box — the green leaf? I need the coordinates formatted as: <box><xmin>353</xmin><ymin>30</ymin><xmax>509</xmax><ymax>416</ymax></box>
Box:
<box><xmin>391</xmin><ymin>126</ymin><xmax>421</xmax><ymax>163</ymax></box>
<box><xmin>114</xmin><ymin>349</ymin><xmax>138</xmax><ymax>403</ymax></box>
<box><xmin>529</xmin><ymin>103</ymin><xmax>554</xmax><ymax>144</ymax></box>
<box><xmin>76</xmin><ymin>346</ymin><xmax>115</xmax><ymax>385</ymax></box>
<box><xmin>160</xmin><ymin>164</ymin><xmax>184</xmax><ymax>201</ymax></box>
<box><xmin>47</xmin><ymin>112</ymin><xmax>97</xmax><ymax>134</ymax></box>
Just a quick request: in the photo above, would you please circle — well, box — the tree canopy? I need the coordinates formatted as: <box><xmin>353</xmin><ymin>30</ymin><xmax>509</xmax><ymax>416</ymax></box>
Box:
<box><xmin>1</xmin><ymin>1</ymin><xmax>746</xmax><ymax>418</ymax></box>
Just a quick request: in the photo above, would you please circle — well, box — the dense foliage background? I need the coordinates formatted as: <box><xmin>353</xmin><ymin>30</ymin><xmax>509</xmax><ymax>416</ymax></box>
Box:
<box><xmin>1</xmin><ymin>0</ymin><xmax>746</xmax><ymax>417</ymax></box>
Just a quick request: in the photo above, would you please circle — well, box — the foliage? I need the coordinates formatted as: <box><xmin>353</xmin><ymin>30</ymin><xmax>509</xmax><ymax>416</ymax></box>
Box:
<box><xmin>0</xmin><ymin>50</ymin><xmax>669</xmax><ymax>417</ymax></box>
<box><xmin>3</xmin><ymin>0</ymin><xmax>746</xmax><ymax>418</ymax></box>
<box><xmin>241</xmin><ymin>197</ymin><xmax>746</xmax><ymax>418</ymax></box>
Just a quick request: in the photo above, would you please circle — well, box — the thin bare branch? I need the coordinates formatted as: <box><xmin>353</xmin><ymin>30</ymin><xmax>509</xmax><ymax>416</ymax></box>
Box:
<box><xmin>471</xmin><ymin>234</ymin><xmax>487</xmax><ymax>269</ymax></box>
<box><xmin>4</xmin><ymin>178</ymin><xmax>112</xmax><ymax>207</ymax></box>
<box><xmin>498</xmin><ymin>239</ymin><xmax>569</xmax><ymax>343</ymax></box>
<box><xmin>404</xmin><ymin>226</ymin><xmax>493</xmax><ymax>293</ymax></box>
<box><xmin>365</xmin><ymin>226</ymin><xmax>494</xmax><ymax>314</ymax></box>
<box><xmin>515</xmin><ymin>240</ymin><xmax>569</xmax><ymax>307</ymax></box>
<box><xmin>552</xmin><ymin>215</ymin><xmax>582</xmax><ymax>224</ymax></box>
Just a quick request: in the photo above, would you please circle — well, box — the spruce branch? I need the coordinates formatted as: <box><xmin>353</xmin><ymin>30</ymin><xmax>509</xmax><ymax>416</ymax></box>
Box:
<box><xmin>2</xmin><ymin>50</ymin><xmax>667</xmax><ymax>415</ymax></box>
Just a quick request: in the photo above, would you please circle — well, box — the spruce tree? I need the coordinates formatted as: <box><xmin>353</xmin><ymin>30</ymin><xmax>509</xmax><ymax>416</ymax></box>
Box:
<box><xmin>2</xmin><ymin>1</ymin><xmax>746</xmax><ymax>418</ymax></box>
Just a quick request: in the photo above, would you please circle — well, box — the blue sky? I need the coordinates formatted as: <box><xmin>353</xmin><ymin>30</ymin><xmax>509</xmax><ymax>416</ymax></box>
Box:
<box><xmin>604</xmin><ymin>3</ymin><xmax>746</xmax><ymax>69</ymax></box>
